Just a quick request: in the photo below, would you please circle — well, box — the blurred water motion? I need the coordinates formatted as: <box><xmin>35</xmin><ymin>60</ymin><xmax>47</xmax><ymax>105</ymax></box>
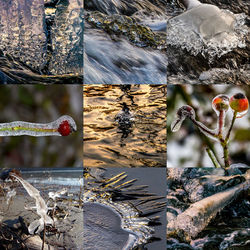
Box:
<box><xmin>84</xmin><ymin>0</ymin><xmax>167</xmax><ymax>84</ymax></box>
<box><xmin>83</xmin><ymin>84</ymin><xmax>166</xmax><ymax>168</ymax></box>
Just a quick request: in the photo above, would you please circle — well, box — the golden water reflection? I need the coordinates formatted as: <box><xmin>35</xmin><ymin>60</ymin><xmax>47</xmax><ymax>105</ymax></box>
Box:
<box><xmin>83</xmin><ymin>84</ymin><xmax>166</xmax><ymax>168</ymax></box>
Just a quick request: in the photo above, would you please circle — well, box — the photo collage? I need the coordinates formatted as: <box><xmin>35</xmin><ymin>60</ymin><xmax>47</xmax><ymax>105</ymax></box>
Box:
<box><xmin>0</xmin><ymin>0</ymin><xmax>249</xmax><ymax>249</ymax></box>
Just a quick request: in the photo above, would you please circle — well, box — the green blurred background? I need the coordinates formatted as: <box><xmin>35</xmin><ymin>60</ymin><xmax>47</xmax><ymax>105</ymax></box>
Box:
<box><xmin>0</xmin><ymin>85</ymin><xmax>82</xmax><ymax>168</ymax></box>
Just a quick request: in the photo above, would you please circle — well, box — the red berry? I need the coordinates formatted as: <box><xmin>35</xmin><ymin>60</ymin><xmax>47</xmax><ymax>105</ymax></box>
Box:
<box><xmin>58</xmin><ymin>120</ymin><xmax>71</xmax><ymax>136</ymax></box>
<box><xmin>229</xmin><ymin>93</ymin><xmax>249</xmax><ymax>114</ymax></box>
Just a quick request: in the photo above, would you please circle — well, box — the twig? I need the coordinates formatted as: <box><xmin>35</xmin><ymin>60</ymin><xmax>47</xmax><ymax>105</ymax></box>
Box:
<box><xmin>205</xmin><ymin>147</ymin><xmax>221</xmax><ymax>168</ymax></box>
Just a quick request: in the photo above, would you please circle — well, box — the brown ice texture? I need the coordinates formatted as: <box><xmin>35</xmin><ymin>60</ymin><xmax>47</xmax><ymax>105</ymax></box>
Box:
<box><xmin>49</xmin><ymin>0</ymin><xmax>83</xmax><ymax>75</ymax></box>
<box><xmin>0</xmin><ymin>0</ymin><xmax>47</xmax><ymax>71</ymax></box>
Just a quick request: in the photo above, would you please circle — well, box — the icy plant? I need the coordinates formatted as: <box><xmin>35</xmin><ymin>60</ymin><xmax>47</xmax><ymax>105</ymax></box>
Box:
<box><xmin>5</xmin><ymin>187</ymin><xmax>16</xmax><ymax>206</ymax></box>
<box><xmin>0</xmin><ymin>115</ymin><xmax>76</xmax><ymax>136</ymax></box>
<box><xmin>171</xmin><ymin>93</ymin><xmax>249</xmax><ymax>168</ymax></box>
<box><xmin>9</xmin><ymin>173</ymin><xmax>53</xmax><ymax>234</ymax></box>
<box><xmin>49</xmin><ymin>188</ymin><xmax>68</xmax><ymax>201</ymax></box>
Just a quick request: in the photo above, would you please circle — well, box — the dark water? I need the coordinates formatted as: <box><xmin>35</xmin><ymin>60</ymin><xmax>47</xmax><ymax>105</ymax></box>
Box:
<box><xmin>84</xmin><ymin>203</ymin><xmax>131</xmax><ymax>250</ymax></box>
<box><xmin>84</xmin><ymin>167</ymin><xmax>166</xmax><ymax>250</ymax></box>
<box><xmin>83</xmin><ymin>84</ymin><xmax>167</xmax><ymax>168</ymax></box>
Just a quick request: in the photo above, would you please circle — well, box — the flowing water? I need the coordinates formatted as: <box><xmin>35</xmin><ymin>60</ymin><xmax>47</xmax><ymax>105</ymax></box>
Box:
<box><xmin>84</xmin><ymin>0</ymin><xmax>168</xmax><ymax>84</ymax></box>
<box><xmin>83</xmin><ymin>84</ymin><xmax>167</xmax><ymax>168</ymax></box>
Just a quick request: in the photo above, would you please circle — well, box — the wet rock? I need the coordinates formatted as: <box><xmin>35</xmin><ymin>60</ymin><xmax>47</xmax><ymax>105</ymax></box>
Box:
<box><xmin>86</xmin><ymin>12</ymin><xmax>166</xmax><ymax>48</ymax></box>
<box><xmin>23</xmin><ymin>235</ymin><xmax>54</xmax><ymax>250</ymax></box>
<box><xmin>202</xmin><ymin>0</ymin><xmax>249</xmax><ymax>15</ymax></box>
<box><xmin>85</xmin><ymin>0</ymin><xmax>168</xmax><ymax>16</ymax></box>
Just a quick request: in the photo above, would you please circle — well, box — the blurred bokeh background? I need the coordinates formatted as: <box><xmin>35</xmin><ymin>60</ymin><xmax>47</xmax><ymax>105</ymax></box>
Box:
<box><xmin>167</xmin><ymin>85</ymin><xmax>250</xmax><ymax>168</ymax></box>
<box><xmin>0</xmin><ymin>85</ymin><xmax>82</xmax><ymax>168</ymax></box>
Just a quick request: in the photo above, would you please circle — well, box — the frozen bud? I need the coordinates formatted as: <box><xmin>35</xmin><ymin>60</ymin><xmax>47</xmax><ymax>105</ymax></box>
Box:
<box><xmin>229</xmin><ymin>93</ymin><xmax>249</xmax><ymax>118</ymax></box>
<box><xmin>176</xmin><ymin>105</ymin><xmax>195</xmax><ymax>119</ymax></box>
<box><xmin>171</xmin><ymin>105</ymin><xmax>195</xmax><ymax>132</ymax></box>
<box><xmin>212</xmin><ymin>95</ymin><xmax>229</xmax><ymax>115</ymax></box>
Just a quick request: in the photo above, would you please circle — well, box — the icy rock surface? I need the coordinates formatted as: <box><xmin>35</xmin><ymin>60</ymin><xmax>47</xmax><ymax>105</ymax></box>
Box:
<box><xmin>0</xmin><ymin>0</ymin><xmax>47</xmax><ymax>71</ymax></box>
<box><xmin>49</xmin><ymin>0</ymin><xmax>83</xmax><ymax>75</ymax></box>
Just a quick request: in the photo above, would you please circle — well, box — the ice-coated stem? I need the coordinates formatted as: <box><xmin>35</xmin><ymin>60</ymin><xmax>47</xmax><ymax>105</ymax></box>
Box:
<box><xmin>217</xmin><ymin>110</ymin><xmax>225</xmax><ymax>137</ymax></box>
<box><xmin>9</xmin><ymin>173</ymin><xmax>53</xmax><ymax>234</ymax></box>
<box><xmin>225</xmin><ymin>111</ymin><xmax>237</xmax><ymax>142</ymax></box>
<box><xmin>0</xmin><ymin>115</ymin><xmax>76</xmax><ymax>137</ymax></box>
<box><xmin>205</xmin><ymin>147</ymin><xmax>221</xmax><ymax>168</ymax></box>
<box><xmin>191</xmin><ymin>118</ymin><xmax>218</xmax><ymax>140</ymax></box>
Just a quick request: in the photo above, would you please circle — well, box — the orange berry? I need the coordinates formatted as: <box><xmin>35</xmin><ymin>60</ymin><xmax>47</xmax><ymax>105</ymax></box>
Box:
<box><xmin>229</xmin><ymin>93</ymin><xmax>249</xmax><ymax>114</ymax></box>
<box><xmin>212</xmin><ymin>95</ymin><xmax>229</xmax><ymax>114</ymax></box>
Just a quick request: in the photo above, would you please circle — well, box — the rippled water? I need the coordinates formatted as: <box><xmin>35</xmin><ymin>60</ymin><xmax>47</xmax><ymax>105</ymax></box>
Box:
<box><xmin>83</xmin><ymin>84</ymin><xmax>167</xmax><ymax>168</ymax></box>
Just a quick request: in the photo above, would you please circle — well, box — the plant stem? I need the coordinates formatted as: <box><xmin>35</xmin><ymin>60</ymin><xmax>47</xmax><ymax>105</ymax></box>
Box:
<box><xmin>222</xmin><ymin>140</ymin><xmax>230</xmax><ymax>168</ymax></box>
<box><xmin>205</xmin><ymin>147</ymin><xmax>222</xmax><ymax>168</ymax></box>
<box><xmin>218</xmin><ymin>110</ymin><xmax>225</xmax><ymax>137</ymax></box>
<box><xmin>191</xmin><ymin>118</ymin><xmax>218</xmax><ymax>139</ymax></box>
<box><xmin>42</xmin><ymin>223</ymin><xmax>45</xmax><ymax>250</ymax></box>
<box><xmin>225</xmin><ymin>111</ymin><xmax>237</xmax><ymax>142</ymax></box>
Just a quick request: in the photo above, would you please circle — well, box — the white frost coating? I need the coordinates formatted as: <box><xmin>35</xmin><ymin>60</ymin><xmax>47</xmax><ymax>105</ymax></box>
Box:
<box><xmin>0</xmin><ymin>115</ymin><xmax>76</xmax><ymax>136</ymax></box>
<box><xmin>167</xmin><ymin>2</ymin><xmax>248</xmax><ymax>61</ymax></box>
<box><xmin>9</xmin><ymin>173</ymin><xmax>53</xmax><ymax>234</ymax></box>
<box><xmin>6</xmin><ymin>188</ymin><xmax>16</xmax><ymax>205</ymax></box>
<box><xmin>49</xmin><ymin>188</ymin><xmax>68</xmax><ymax>200</ymax></box>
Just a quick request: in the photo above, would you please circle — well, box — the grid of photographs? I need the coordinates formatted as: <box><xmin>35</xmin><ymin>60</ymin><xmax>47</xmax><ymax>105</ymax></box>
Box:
<box><xmin>0</xmin><ymin>1</ymin><xmax>249</xmax><ymax>250</ymax></box>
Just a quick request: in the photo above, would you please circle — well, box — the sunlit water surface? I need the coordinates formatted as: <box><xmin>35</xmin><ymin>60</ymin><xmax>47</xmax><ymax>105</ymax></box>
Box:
<box><xmin>83</xmin><ymin>85</ymin><xmax>167</xmax><ymax>168</ymax></box>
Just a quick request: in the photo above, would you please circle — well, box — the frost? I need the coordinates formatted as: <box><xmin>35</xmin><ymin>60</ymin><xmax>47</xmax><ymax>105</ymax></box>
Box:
<box><xmin>49</xmin><ymin>188</ymin><xmax>68</xmax><ymax>200</ymax></box>
<box><xmin>6</xmin><ymin>188</ymin><xmax>16</xmax><ymax>206</ymax></box>
<box><xmin>9</xmin><ymin>173</ymin><xmax>53</xmax><ymax>234</ymax></box>
<box><xmin>0</xmin><ymin>115</ymin><xmax>76</xmax><ymax>137</ymax></box>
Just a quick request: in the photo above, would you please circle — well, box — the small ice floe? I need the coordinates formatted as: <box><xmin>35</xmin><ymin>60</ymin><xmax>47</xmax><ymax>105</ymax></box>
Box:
<box><xmin>166</xmin><ymin>0</ymin><xmax>248</xmax><ymax>59</ymax></box>
<box><xmin>49</xmin><ymin>188</ymin><xmax>68</xmax><ymax>200</ymax></box>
